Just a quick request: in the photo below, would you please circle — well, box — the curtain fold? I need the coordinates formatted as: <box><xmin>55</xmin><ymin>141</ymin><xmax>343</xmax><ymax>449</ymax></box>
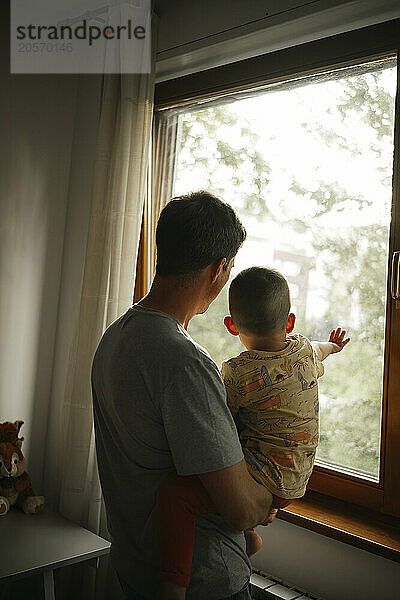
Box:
<box><xmin>59</xmin><ymin>70</ymin><xmax>154</xmax><ymax>522</ymax></box>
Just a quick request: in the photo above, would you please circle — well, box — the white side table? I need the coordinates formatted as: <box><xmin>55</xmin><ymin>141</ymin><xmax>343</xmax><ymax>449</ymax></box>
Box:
<box><xmin>0</xmin><ymin>507</ymin><xmax>111</xmax><ymax>599</ymax></box>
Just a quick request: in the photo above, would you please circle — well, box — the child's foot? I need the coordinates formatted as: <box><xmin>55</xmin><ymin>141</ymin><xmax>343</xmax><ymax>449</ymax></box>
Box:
<box><xmin>158</xmin><ymin>581</ymin><xmax>186</xmax><ymax>600</ymax></box>
<box><xmin>265</xmin><ymin>507</ymin><xmax>278</xmax><ymax>524</ymax></box>
<box><xmin>244</xmin><ymin>530</ymin><xmax>263</xmax><ymax>557</ymax></box>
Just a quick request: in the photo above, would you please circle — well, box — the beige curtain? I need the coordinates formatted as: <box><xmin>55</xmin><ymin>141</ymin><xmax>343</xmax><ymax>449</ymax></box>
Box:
<box><xmin>49</xmin><ymin>68</ymin><xmax>154</xmax><ymax>600</ymax></box>
<box><xmin>59</xmin><ymin>70</ymin><xmax>154</xmax><ymax>513</ymax></box>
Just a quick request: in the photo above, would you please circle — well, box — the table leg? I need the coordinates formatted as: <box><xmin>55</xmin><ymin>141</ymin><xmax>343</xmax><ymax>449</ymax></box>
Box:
<box><xmin>87</xmin><ymin>556</ymin><xmax>100</xmax><ymax>569</ymax></box>
<box><xmin>43</xmin><ymin>569</ymin><xmax>55</xmax><ymax>600</ymax></box>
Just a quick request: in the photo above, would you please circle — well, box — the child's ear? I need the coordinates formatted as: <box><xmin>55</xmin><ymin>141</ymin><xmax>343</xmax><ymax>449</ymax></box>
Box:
<box><xmin>286</xmin><ymin>313</ymin><xmax>296</xmax><ymax>333</ymax></box>
<box><xmin>224</xmin><ymin>315</ymin><xmax>240</xmax><ymax>336</ymax></box>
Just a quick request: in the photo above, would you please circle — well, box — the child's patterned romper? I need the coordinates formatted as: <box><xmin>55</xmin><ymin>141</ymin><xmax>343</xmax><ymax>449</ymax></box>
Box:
<box><xmin>221</xmin><ymin>333</ymin><xmax>324</xmax><ymax>500</ymax></box>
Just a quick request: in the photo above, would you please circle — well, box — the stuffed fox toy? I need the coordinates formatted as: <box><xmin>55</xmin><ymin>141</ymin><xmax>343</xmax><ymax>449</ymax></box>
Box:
<box><xmin>0</xmin><ymin>420</ymin><xmax>44</xmax><ymax>515</ymax></box>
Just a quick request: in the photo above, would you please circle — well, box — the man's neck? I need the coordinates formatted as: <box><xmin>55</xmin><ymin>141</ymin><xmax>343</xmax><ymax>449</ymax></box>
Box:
<box><xmin>137</xmin><ymin>275</ymin><xmax>205</xmax><ymax>330</ymax></box>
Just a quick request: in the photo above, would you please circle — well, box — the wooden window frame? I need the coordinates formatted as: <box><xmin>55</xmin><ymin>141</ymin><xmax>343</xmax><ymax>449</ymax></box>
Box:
<box><xmin>148</xmin><ymin>18</ymin><xmax>400</xmax><ymax>521</ymax></box>
<box><xmin>133</xmin><ymin>212</ymin><xmax>148</xmax><ymax>303</ymax></box>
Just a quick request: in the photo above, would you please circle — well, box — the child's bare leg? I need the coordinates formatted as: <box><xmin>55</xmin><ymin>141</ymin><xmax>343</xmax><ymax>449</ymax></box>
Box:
<box><xmin>244</xmin><ymin>529</ymin><xmax>263</xmax><ymax>557</ymax></box>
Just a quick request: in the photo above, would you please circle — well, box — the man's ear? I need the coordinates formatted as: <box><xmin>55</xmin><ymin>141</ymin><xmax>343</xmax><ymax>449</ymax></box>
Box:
<box><xmin>224</xmin><ymin>315</ymin><xmax>240</xmax><ymax>336</ymax></box>
<box><xmin>211</xmin><ymin>258</ymin><xmax>227</xmax><ymax>284</ymax></box>
<box><xmin>286</xmin><ymin>313</ymin><xmax>296</xmax><ymax>333</ymax></box>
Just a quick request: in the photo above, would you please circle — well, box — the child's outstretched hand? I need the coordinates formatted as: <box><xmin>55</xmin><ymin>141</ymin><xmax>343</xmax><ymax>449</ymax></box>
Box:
<box><xmin>329</xmin><ymin>328</ymin><xmax>350</xmax><ymax>353</ymax></box>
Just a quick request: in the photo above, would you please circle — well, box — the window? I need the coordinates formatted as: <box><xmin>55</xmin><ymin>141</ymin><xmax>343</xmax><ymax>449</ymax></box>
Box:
<box><xmin>151</xmin><ymin>20</ymin><xmax>400</xmax><ymax>518</ymax></box>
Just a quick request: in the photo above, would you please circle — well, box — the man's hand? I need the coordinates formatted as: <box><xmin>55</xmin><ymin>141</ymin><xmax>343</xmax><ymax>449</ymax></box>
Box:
<box><xmin>329</xmin><ymin>327</ymin><xmax>350</xmax><ymax>353</ymax></box>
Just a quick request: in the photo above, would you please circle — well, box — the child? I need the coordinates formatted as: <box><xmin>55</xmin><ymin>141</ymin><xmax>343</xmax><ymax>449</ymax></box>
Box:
<box><xmin>157</xmin><ymin>266</ymin><xmax>350</xmax><ymax>600</ymax></box>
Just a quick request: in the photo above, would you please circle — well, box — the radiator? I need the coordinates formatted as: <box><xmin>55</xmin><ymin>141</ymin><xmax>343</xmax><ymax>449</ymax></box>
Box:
<box><xmin>250</xmin><ymin>569</ymin><xmax>325</xmax><ymax>600</ymax></box>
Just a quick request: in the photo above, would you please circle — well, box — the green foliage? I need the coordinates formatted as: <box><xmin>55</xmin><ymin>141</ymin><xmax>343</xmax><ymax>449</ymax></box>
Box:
<box><xmin>177</xmin><ymin>106</ymin><xmax>271</xmax><ymax>216</ymax></box>
<box><xmin>287</xmin><ymin>71</ymin><xmax>393</xmax><ymax>475</ymax></box>
<box><xmin>301</xmin><ymin>121</ymin><xmax>362</xmax><ymax>156</ymax></box>
<box><xmin>301</xmin><ymin>71</ymin><xmax>395</xmax><ymax>188</ymax></box>
<box><xmin>318</xmin><ymin>341</ymin><xmax>382</xmax><ymax>477</ymax></box>
<box><xmin>337</xmin><ymin>72</ymin><xmax>395</xmax><ymax>141</ymax></box>
<box><xmin>313</xmin><ymin>224</ymin><xmax>388</xmax><ymax>346</ymax></box>
<box><xmin>177</xmin><ymin>65</ymin><xmax>395</xmax><ymax>478</ymax></box>
<box><xmin>289</xmin><ymin>179</ymin><xmax>371</xmax><ymax>218</ymax></box>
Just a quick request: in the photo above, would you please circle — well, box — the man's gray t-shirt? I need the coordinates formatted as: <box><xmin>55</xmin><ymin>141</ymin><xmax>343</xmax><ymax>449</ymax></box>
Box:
<box><xmin>92</xmin><ymin>305</ymin><xmax>251</xmax><ymax>599</ymax></box>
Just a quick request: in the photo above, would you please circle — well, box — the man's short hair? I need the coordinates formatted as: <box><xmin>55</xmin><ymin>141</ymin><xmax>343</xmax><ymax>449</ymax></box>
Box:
<box><xmin>155</xmin><ymin>190</ymin><xmax>246</xmax><ymax>277</ymax></box>
<box><xmin>229</xmin><ymin>267</ymin><xmax>291</xmax><ymax>335</ymax></box>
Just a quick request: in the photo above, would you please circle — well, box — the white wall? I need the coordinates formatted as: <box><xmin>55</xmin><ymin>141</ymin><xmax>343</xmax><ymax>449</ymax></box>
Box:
<box><xmin>0</xmin><ymin>2</ymin><xmax>101</xmax><ymax>498</ymax></box>
<box><xmin>0</xmin><ymin>65</ymin><xmax>77</xmax><ymax>489</ymax></box>
<box><xmin>253</xmin><ymin>520</ymin><xmax>400</xmax><ymax>600</ymax></box>
<box><xmin>154</xmin><ymin>2</ymin><xmax>400</xmax><ymax>598</ymax></box>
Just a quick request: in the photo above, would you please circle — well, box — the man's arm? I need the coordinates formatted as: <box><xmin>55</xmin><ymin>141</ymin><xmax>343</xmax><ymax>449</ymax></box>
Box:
<box><xmin>311</xmin><ymin>327</ymin><xmax>350</xmax><ymax>361</ymax></box>
<box><xmin>161</xmin><ymin>352</ymin><xmax>272</xmax><ymax>532</ymax></box>
<box><xmin>199</xmin><ymin>459</ymin><xmax>272</xmax><ymax>531</ymax></box>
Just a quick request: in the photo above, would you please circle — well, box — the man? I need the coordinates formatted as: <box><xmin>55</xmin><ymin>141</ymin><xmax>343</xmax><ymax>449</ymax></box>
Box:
<box><xmin>92</xmin><ymin>191</ymin><xmax>273</xmax><ymax>600</ymax></box>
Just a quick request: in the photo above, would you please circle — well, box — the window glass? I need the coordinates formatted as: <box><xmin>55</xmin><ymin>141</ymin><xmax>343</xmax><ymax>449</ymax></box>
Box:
<box><xmin>172</xmin><ymin>60</ymin><xmax>397</xmax><ymax>480</ymax></box>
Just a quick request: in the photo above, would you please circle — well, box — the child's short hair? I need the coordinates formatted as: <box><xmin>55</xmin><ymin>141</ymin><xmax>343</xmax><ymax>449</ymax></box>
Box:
<box><xmin>229</xmin><ymin>266</ymin><xmax>291</xmax><ymax>335</ymax></box>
